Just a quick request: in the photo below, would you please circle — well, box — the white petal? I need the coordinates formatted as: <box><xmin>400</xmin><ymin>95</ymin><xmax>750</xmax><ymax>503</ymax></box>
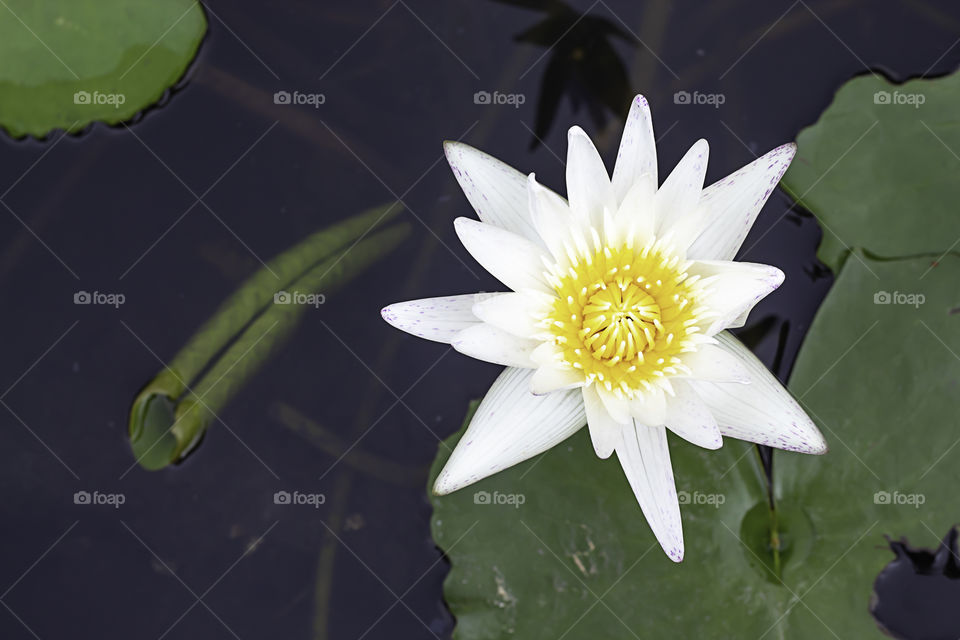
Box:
<box><xmin>530</xmin><ymin>341</ymin><xmax>563</xmax><ymax>368</ymax></box>
<box><xmin>689</xmin><ymin>260</ymin><xmax>784</xmax><ymax>334</ymax></box>
<box><xmin>726</xmin><ymin>307</ymin><xmax>751</xmax><ymax>330</ymax></box>
<box><xmin>566</xmin><ymin>126</ymin><xmax>616</xmax><ymax>227</ymax></box>
<box><xmin>444</xmin><ymin>141</ymin><xmax>542</xmax><ymax>244</ymax></box>
<box><xmin>530</xmin><ymin>364</ymin><xmax>584</xmax><ymax>395</ymax></box>
<box><xmin>472</xmin><ymin>291</ymin><xmax>552</xmax><ymax>339</ymax></box>
<box><xmin>629</xmin><ymin>389</ymin><xmax>667</xmax><ymax>426</ymax></box>
<box><xmin>680</xmin><ymin>343</ymin><xmax>751</xmax><ymax>383</ymax></box>
<box><xmin>664</xmin><ymin>380</ymin><xmax>722</xmax><ymax>449</ymax></box>
<box><xmin>452</xmin><ymin>323</ymin><xmax>538</xmax><ymax>368</ymax></box>
<box><xmin>608</xmin><ymin>173</ymin><xmax>656</xmax><ymax>248</ymax></box>
<box><xmin>582</xmin><ymin>385</ymin><xmax>622</xmax><ymax>459</ymax></box>
<box><xmin>433</xmin><ymin>367</ymin><xmax>586</xmax><ymax>494</ymax></box>
<box><xmin>689</xmin><ymin>332</ymin><xmax>827</xmax><ymax>454</ymax></box>
<box><xmin>611</xmin><ymin>94</ymin><xmax>658</xmax><ymax>205</ymax></box>
<box><xmin>381</xmin><ymin>293</ymin><xmax>498</xmax><ymax>343</ymax></box>
<box><xmin>598</xmin><ymin>386</ymin><xmax>631</xmax><ymax>423</ymax></box>
<box><xmin>615</xmin><ymin>423</ymin><xmax>684</xmax><ymax>562</ymax></box>
<box><xmin>686</xmin><ymin>143</ymin><xmax>796</xmax><ymax>261</ymax></box>
<box><xmin>654</xmin><ymin>139</ymin><xmax>709</xmax><ymax>241</ymax></box>
<box><xmin>454</xmin><ymin>218</ymin><xmax>551</xmax><ymax>293</ymax></box>
<box><xmin>527</xmin><ymin>174</ymin><xmax>581</xmax><ymax>265</ymax></box>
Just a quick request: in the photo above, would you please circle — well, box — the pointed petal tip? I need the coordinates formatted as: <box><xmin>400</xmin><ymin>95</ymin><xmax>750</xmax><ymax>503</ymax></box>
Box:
<box><xmin>379</xmin><ymin>302</ymin><xmax>404</xmax><ymax>329</ymax></box>
<box><xmin>770</xmin><ymin>417</ymin><xmax>829</xmax><ymax>455</ymax></box>
<box><xmin>701</xmin><ymin>434</ymin><xmax>724</xmax><ymax>450</ymax></box>
<box><xmin>772</xmin><ymin>266</ymin><xmax>786</xmax><ymax>286</ymax></box>
<box><xmin>432</xmin><ymin>473</ymin><xmax>453</xmax><ymax>496</ymax></box>
<box><xmin>808</xmin><ymin>431</ymin><xmax>829</xmax><ymax>455</ymax></box>
<box><xmin>526</xmin><ymin>173</ymin><xmax>545</xmax><ymax>193</ymax></box>
<box><xmin>442</xmin><ymin>140</ymin><xmax>463</xmax><ymax>164</ymax></box>
<box><xmin>791</xmin><ymin>438</ymin><xmax>828</xmax><ymax>456</ymax></box>
<box><xmin>790</xmin><ymin>412</ymin><xmax>828</xmax><ymax>455</ymax></box>
<box><xmin>667</xmin><ymin>546</ymin><xmax>684</xmax><ymax>563</ymax></box>
<box><xmin>593</xmin><ymin>446</ymin><xmax>614</xmax><ymax>459</ymax></box>
<box><xmin>452</xmin><ymin>216</ymin><xmax>477</xmax><ymax>242</ymax></box>
<box><xmin>772</xmin><ymin>142</ymin><xmax>797</xmax><ymax>172</ymax></box>
<box><xmin>433</xmin><ymin>462</ymin><xmax>476</xmax><ymax>496</ymax></box>
<box><xmin>443</xmin><ymin>139</ymin><xmax>474</xmax><ymax>156</ymax></box>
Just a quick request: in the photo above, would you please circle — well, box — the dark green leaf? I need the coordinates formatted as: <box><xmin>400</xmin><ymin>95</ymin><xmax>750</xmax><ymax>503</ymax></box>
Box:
<box><xmin>781</xmin><ymin>72</ymin><xmax>960</xmax><ymax>271</ymax></box>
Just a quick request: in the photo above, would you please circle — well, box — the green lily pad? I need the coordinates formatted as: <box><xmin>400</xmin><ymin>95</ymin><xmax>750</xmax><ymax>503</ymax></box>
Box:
<box><xmin>0</xmin><ymin>0</ymin><xmax>206</xmax><ymax>138</ymax></box>
<box><xmin>430</xmin><ymin>252</ymin><xmax>960</xmax><ymax>638</ymax></box>
<box><xmin>781</xmin><ymin>71</ymin><xmax>960</xmax><ymax>272</ymax></box>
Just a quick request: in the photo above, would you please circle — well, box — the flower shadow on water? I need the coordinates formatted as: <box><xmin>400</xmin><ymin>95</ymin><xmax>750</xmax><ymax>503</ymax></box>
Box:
<box><xmin>493</xmin><ymin>0</ymin><xmax>637</xmax><ymax>149</ymax></box>
<box><xmin>871</xmin><ymin>527</ymin><xmax>960</xmax><ymax>640</ymax></box>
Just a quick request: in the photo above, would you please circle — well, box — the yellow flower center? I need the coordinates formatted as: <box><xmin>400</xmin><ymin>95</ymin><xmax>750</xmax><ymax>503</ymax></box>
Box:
<box><xmin>541</xmin><ymin>234</ymin><xmax>711</xmax><ymax>399</ymax></box>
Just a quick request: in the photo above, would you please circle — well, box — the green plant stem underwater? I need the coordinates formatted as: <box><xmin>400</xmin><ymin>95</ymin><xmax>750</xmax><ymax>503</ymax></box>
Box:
<box><xmin>128</xmin><ymin>204</ymin><xmax>408</xmax><ymax>470</ymax></box>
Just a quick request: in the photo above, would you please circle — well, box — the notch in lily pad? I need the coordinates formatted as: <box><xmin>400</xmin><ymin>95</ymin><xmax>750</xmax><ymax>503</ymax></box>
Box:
<box><xmin>128</xmin><ymin>204</ymin><xmax>410</xmax><ymax>470</ymax></box>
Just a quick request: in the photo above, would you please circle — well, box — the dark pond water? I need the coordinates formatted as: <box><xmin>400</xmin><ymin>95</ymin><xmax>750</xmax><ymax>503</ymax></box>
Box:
<box><xmin>1</xmin><ymin>1</ymin><xmax>959</xmax><ymax>638</ymax></box>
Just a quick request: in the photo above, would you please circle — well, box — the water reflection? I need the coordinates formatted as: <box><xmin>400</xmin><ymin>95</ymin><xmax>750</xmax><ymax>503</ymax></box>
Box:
<box><xmin>871</xmin><ymin>527</ymin><xmax>960</xmax><ymax>639</ymax></box>
<box><xmin>494</xmin><ymin>0</ymin><xmax>636</xmax><ymax>148</ymax></box>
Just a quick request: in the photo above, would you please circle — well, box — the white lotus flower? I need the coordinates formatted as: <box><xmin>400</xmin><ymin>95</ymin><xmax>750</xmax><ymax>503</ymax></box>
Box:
<box><xmin>382</xmin><ymin>95</ymin><xmax>827</xmax><ymax>562</ymax></box>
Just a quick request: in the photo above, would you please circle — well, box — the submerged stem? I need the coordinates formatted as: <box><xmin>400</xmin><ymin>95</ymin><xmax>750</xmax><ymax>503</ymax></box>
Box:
<box><xmin>154</xmin><ymin>203</ymin><xmax>400</xmax><ymax>399</ymax></box>
<box><xmin>128</xmin><ymin>207</ymin><xmax>408</xmax><ymax>470</ymax></box>
<box><xmin>768</xmin><ymin>504</ymin><xmax>782</xmax><ymax>578</ymax></box>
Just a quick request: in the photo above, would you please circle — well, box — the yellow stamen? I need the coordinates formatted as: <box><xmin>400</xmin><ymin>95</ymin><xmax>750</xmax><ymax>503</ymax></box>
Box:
<box><xmin>543</xmin><ymin>230</ymin><xmax>711</xmax><ymax>399</ymax></box>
